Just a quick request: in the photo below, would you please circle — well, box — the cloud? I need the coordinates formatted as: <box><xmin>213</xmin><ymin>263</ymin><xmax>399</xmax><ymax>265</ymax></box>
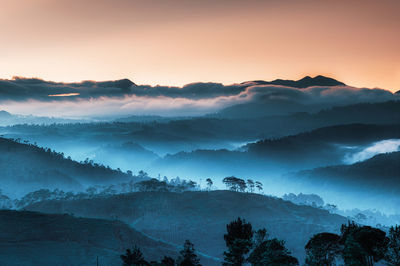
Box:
<box><xmin>0</xmin><ymin>77</ymin><xmax>247</xmax><ymax>101</ymax></box>
<box><xmin>0</xmin><ymin>76</ymin><xmax>398</xmax><ymax>117</ymax></box>
<box><xmin>344</xmin><ymin>139</ymin><xmax>400</xmax><ymax>164</ymax></box>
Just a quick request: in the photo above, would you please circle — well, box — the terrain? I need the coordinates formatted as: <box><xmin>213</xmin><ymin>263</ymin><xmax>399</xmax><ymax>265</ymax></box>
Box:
<box><xmin>25</xmin><ymin>190</ymin><xmax>349</xmax><ymax>262</ymax></box>
<box><xmin>0</xmin><ymin>210</ymin><xmax>178</xmax><ymax>266</ymax></box>
<box><xmin>0</xmin><ymin>137</ymin><xmax>138</xmax><ymax>197</ymax></box>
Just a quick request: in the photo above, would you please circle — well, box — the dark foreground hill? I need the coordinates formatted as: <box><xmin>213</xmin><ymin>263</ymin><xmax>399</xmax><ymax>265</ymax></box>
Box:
<box><xmin>25</xmin><ymin>190</ymin><xmax>348</xmax><ymax>262</ymax></box>
<box><xmin>0</xmin><ymin>137</ymin><xmax>136</xmax><ymax>197</ymax></box>
<box><xmin>0</xmin><ymin>210</ymin><xmax>178</xmax><ymax>266</ymax></box>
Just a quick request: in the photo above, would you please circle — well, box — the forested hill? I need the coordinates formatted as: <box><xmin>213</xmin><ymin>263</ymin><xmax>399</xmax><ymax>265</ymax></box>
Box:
<box><xmin>157</xmin><ymin>123</ymin><xmax>400</xmax><ymax>175</ymax></box>
<box><xmin>294</xmin><ymin>151</ymin><xmax>400</xmax><ymax>191</ymax></box>
<box><xmin>247</xmin><ymin>123</ymin><xmax>400</xmax><ymax>156</ymax></box>
<box><xmin>0</xmin><ymin>137</ymin><xmax>136</xmax><ymax>196</ymax></box>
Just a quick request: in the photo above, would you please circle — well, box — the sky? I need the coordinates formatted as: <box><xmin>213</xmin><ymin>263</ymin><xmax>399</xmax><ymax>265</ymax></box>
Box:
<box><xmin>0</xmin><ymin>0</ymin><xmax>399</xmax><ymax>92</ymax></box>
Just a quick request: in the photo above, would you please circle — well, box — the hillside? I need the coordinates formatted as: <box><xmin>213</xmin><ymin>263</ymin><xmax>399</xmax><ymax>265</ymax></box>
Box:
<box><xmin>293</xmin><ymin>152</ymin><xmax>400</xmax><ymax>191</ymax></box>
<box><xmin>0</xmin><ymin>210</ymin><xmax>178</xmax><ymax>266</ymax></box>
<box><xmin>156</xmin><ymin>123</ymin><xmax>400</xmax><ymax>178</ymax></box>
<box><xmin>0</xmin><ymin>137</ymin><xmax>137</xmax><ymax>197</ymax></box>
<box><xmin>285</xmin><ymin>152</ymin><xmax>400</xmax><ymax>211</ymax></box>
<box><xmin>247</xmin><ymin>123</ymin><xmax>400</xmax><ymax>159</ymax></box>
<box><xmin>25</xmin><ymin>190</ymin><xmax>348</xmax><ymax>262</ymax></box>
<box><xmin>216</xmin><ymin>97</ymin><xmax>400</xmax><ymax>119</ymax></box>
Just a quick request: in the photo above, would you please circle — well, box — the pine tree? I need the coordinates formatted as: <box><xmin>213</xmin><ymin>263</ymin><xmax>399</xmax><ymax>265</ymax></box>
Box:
<box><xmin>178</xmin><ymin>240</ymin><xmax>201</xmax><ymax>266</ymax></box>
<box><xmin>223</xmin><ymin>217</ymin><xmax>253</xmax><ymax>265</ymax></box>
<box><xmin>385</xmin><ymin>225</ymin><xmax>400</xmax><ymax>266</ymax></box>
<box><xmin>120</xmin><ymin>246</ymin><xmax>149</xmax><ymax>266</ymax></box>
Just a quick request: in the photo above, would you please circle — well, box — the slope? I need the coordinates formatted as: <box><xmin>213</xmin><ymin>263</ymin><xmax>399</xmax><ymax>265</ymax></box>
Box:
<box><xmin>0</xmin><ymin>210</ymin><xmax>177</xmax><ymax>266</ymax></box>
<box><xmin>25</xmin><ymin>190</ymin><xmax>348</xmax><ymax>262</ymax></box>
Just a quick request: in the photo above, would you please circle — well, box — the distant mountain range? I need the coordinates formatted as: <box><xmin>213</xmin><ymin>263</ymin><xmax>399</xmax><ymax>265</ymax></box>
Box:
<box><xmin>242</xmin><ymin>75</ymin><xmax>346</xmax><ymax>88</ymax></box>
<box><xmin>157</xmin><ymin>123</ymin><xmax>400</xmax><ymax>175</ymax></box>
<box><xmin>0</xmin><ymin>110</ymin><xmax>84</xmax><ymax>126</ymax></box>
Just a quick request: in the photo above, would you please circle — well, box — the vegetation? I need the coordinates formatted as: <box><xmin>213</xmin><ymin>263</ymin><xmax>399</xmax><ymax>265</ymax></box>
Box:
<box><xmin>385</xmin><ymin>225</ymin><xmax>400</xmax><ymax>265</ymax></box>
<box><xmin>121</xmin><ymin>246</ymin><xmax>148</xmax><ymax>266</ymax></box>
<box><xmin>120</xmin><ymin>218</ymin><xmax>400</xmax><ymax>266</ymax></box>
<box><xmin>223</xmin><ymin>217</ymin><xmax>254</xmax><ymax>265</ymax></box>
<box><xmin>222</xmin><ymin>177</ymin><xmax>263</xmax><ymax>193</ymax></box>
<box><xmin>178</xmin><ymin>240</ymin><xmax>201</xmax><ymax>266</ymax></box>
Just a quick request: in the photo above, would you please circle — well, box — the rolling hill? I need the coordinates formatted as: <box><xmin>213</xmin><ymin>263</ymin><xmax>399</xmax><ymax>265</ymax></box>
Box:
<box><xmin>292</xmin><ymin>152</ymin><xmax>400</xmax><ymax>192</ymax></box>
<box><xmin>25</xmin><ymin>190</ymin><xmax>349</xmax><ymax>262</ymax></box>
<box><xmin>155</xmin><ymin>123</ymin><xmax>400</xmax><ymax>178</ymax></box>
<box><xmin>0</xmin><ymin>137</ymin><xmax>139</xmax><ymax>197</ymax></box>
<box><xmin>284</xmin><ymin>152</ymin><xmax>400</xmax><ymax>211</ymax></box>
<box><xmin>0</xmin><ymin>210</ymin><xmax>178</xmax><ymax>266</ymax></box>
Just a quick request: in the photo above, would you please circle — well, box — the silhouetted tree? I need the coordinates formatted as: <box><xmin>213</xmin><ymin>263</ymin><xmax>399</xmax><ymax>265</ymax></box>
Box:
<box><xmin>223</xmin><ymin>177</ymin><xmax>247</xmax><ymax>192</ymax></box>
<box><xmin>340</xmin><ymin>222</ymin><xmax>388</xmax><ymax>266</ymax></box>
<box><xmin>254</xmin><ymin>228</ymin><xmax>268</xmax><ymax>246</ymax></box>
<box><xmin>134</xmin><ymin>178</ymin><xmax>169</xmax><ymax>192</ymax></box>
<box><xmin>223</xmin><ymin>217</ymin><xmax>253</xmax><ymax>265</ymax></box>
<box><xmin>138</xmin><ymin>170</ymin><xmax>150</xmax><ymax>179</ymax></box>
<box><xmin>342</xmin><ymin>235</ymin><xmax>368</xmax><ymax>266</ymax></box>
<box><xmin>206</xmin><ymin>178</ymin><xmax>213</xmax><ymax>191</ymax></box>
<box><xmin>161</xmin><ymin>256</ymin><xmax>175</xmax><ymax>266</ymax></box>
<box><xmin>304</xmin><ymin>232</ymin><xmax>341</xmax><ymax>266</ymax></box>
<box><xmin>385</xmin><ymin>225</ymin><xmax>400</xmax><ymax>266</ymax></box>
<box><xmin>178</xmin><ymin>240</ymin><xmax>201</xmax><ymax>266</ymax></box>
<box><xmin>120</xmin><ymin>246</ymin><xmax>149</xmax><ymax>266</ymax></box>
<box><xmin>246</xmin><ymin>179</ymin><xmax>255</xmax><ymax>193</ymax></box>
<box><xmin>283</xmin><ymin>193</ymin><xmax>324</xmax><ymax>207</ymax></box>
<box><xmin>247</xmin><ymin>238</ymin><xmax>299</xmax><ymax>266</ymax></box>
<box><xmin>255</xmin><ymin>181</ymin><xmax>263</xmax><ymax>193</ymax></box>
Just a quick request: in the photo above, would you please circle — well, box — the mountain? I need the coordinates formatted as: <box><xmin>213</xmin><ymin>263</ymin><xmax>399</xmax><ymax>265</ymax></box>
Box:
<box><xmin>293</xmin><ymin>152</ymin><xmax>400</xmax><ymax>192</ymax></box>
<box><xmin>0</xmin><ymin>210</ymin><xmax>177</xmax><ymax>266</ymax></box>
<box><xmin>0</xmin><ymin>137</ymin><xmax>139</xmax><ymax>197</ymax></box>
<box><xmin>25</xmin><ymin>190</ymin><xmax>348</xmax><ymax>262</ymax></box>
<box><xmin>246</xmin><ymin>123</ymin><xmax>400</xmax><ymax>160</ymax></box>
<box><xmin>1</xmin><ymin>102</ymin><xmax>399</xmax><ymax>176</ymax></box>
<box><xmin>92</xmin><ymin>142</ymin><xmax>160</xmax><ymax>171</ymax></box>
<box><xmin>243</xmin><ymin>75</ymin><xmax>346</xmax><ymax>88</ymax></box>
<box><xmin>156</xmin><ymin>123</ymin><xmax>400</xmax><ymax>178</ymax></box>
<box><xmin>0</xmin><ymin>110</ymin><xmax>12</xmax><ymax>118</ymax></box>
<box><xmin>0</xmin><ymin>110</ymin><xmax>82</xmax><ymax>126</ymax></box>
<box><xmin>286</xmin><ymin>152</ymin><xmax>400</xmax><ymax>211</ymax></box>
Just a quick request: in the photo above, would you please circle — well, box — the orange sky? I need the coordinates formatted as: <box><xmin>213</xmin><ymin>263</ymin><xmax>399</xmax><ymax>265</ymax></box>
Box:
<box><xmin>0</xmin><ymin>0</ymin><xmax>399</xmax><ymax>92</ymax></box>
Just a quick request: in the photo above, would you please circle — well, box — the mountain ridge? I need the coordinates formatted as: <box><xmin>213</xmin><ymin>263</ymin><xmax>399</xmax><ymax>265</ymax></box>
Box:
<box><xmin>242</xmin><ymin>75</ymin><xmax>346</xmax><ymax>88</ymax></box>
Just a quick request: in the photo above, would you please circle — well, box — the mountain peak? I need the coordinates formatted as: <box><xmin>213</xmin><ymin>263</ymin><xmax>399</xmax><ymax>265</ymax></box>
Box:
<box><xmin>273</xmin><ymin>75</ymin><xmax>345</xmax><ymax>88</ymax></box>
<box><xmin>0</xmin><ymin>110</ymin><xmax>12</xmax><ymax>118</ymax></box>
<box><xmin>243</xmin><ymin>75</ymin><xmax>345</xmax><ymax>88</ymax></box>
<box><xmin>96</xmin><ymin>78</ymin><xmax>136</xmax><ymax>90</ymax></box>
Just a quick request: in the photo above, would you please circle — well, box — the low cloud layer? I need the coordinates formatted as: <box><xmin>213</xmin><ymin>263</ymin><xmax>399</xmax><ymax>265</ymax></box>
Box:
<box><xmin>0</xmin><ymin>76</ymin><xmax>398</xmax><ymax>117</ymax></box>
<box><xmin>344</xmin><ymin>139</ymin><xmax>400</xmax><ymax>164</ymax></box>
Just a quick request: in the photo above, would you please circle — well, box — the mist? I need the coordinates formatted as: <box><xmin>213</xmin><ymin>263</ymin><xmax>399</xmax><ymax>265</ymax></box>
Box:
<box><xmin>343</xmin><ymin>139</ymin><xmax>400</xmax><ymax>164</ymax></box>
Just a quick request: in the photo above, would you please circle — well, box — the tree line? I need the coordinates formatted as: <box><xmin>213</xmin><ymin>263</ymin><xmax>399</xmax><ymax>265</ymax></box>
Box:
<box><xmin>120</xmin><ymin>218</ymin><xmax>400</xmax><ymax>265</ymax></box>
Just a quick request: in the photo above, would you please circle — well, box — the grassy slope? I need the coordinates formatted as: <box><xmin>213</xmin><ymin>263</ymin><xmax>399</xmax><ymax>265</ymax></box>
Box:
<box><xmin>0</xmin><ymin>210</ymin><xmax>178</xmax><ymax>266</ymax></box>
<box><xmin>26</xmin><ymin>190</ymin><xmax>348</xmax><ymax>262</ymax></box>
